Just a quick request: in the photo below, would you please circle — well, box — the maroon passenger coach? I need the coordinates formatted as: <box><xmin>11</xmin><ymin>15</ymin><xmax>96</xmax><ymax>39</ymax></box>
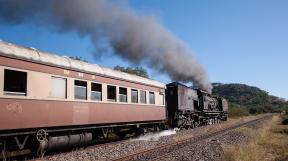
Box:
<box><xmin>0</xmin><ymin>40</ymin><xmax>166</xmax><ymax>154</ymax></box>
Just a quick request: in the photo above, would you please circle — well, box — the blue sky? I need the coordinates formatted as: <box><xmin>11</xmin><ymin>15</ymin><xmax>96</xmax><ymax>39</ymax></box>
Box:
<box><xmin>0</xmin><ymin>0</ymin><xmax>287</xmax><ymax>99</ymax></box>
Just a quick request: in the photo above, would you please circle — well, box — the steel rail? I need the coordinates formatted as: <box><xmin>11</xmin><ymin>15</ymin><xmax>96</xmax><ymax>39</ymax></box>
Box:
<box><xmin>112</xmin><ymin>114</ymin><xmax>272</xmax><ymax>161</ymax></box>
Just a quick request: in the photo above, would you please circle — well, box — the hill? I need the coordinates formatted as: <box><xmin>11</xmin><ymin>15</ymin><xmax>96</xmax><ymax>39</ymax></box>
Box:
<box><xmin>212</xmin><ymin>83</ymin><xmax>288</xmax><ymax>117</ymax></box>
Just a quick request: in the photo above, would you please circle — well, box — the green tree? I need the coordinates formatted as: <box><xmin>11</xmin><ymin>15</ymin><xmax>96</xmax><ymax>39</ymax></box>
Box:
<box><xmin>249</xmin><ymin>107</ymin><xmax>257</xmax><ymax>114</ymax></box>
<box><xmin>212</xmin><ymin>83</ymin><xmax>288</xmax><ymax>115</ymax></box>
<box><xmin>228</xmin><ymin>103</ymin><xmax>249</xmax><ymax>117</ymax></box>
<box><xmin>114</xmin><ymin>65</ymin><xmax>149</xmax><ymax>78</ymax></box>
<box><xmin>69</xmin><ymin>56</ymin><xmax>88</xmax><ymax>63</ymax></box>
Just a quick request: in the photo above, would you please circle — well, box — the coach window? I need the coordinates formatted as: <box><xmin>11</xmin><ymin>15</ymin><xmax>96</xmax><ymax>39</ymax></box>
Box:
<box><xmin>74</xmin><ymin>80</ymin><xmax>87</xmax><ymax>100</ymax></box>
<box><xmin>140</xmin><ymin>90</ymin><xmax>146</xmax><ymax>104</ymax></box>
<box><xmin>51</xmin><ymin>77</ymin><xmax>67</xmax><ymax>99</ymax></box>
<box><xmin>4</xmin><ymin>69</ymin><xmax>27</xmax><ymax>96</ymax></box>
<box><xmin>159</xmin><ymin>93</ymin><xmax>165</xmax><ymax>105</ymax></box>
<box><xmin>119</xmin><ymin>87</ymin><xmax>127</xmax><ymax>103</ymax></box>
<box><xmin>107</xmin><ymin>85</ymin><xmax>116</xmax><ymax>102</ymax></box>
<box><xmin>131</xmin><ymin>89</ymin><xmax>138</xmax><ymax>103</ymax></box>
<box><xmin>149</xmin><ymin>92</ymin><xmax>155</xmax><ymax>104</ymax></box>
<box><xmin>91</xmin><ymin>83</ymin><xmax>102</xmax><ymax>101</ymax></box>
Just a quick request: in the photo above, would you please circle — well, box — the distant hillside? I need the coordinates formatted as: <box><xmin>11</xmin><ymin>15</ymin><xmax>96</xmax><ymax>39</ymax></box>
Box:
<box><xmin>212</xmin><ymin>83</ymin><xmax>288</xmax><ymax>117</ymax></box>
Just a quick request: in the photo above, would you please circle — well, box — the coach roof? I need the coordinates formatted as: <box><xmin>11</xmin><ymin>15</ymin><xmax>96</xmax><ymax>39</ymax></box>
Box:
<box><xmin>0</xmin><ymin>40</ymin><xmax>165</xmax><ymax>88</ymax></box>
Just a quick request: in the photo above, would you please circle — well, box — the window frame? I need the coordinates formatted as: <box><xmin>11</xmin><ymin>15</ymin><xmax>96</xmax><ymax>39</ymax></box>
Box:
<box><xmin>51</xmin><ymin>76</ymin><xmax>67</xmax><ymax>99</ymax></box>
<box><xmin>140</xmin><ymin>90</ymin><xmax>147</xmax><ymax>104</ymax></box>
<box><xmin>131</xmin><ymin>89</ymin><xmax>139</xmax><ymax>103</ymax></box>
<box><xmin>91</xmin><ymin>82</ymin><xmax>102</xmax><ymax>101</ymax></box>
<box><xmin>4</xmin><ymin>69</ymin><xmax>27</xmax><ymax>96</ymax></box>
<box><xmin>149</xmin><ymin>92</ymin><xmax>155</xmax><ymax>104</ymax></box>
<box><xmin>159</xmin><ymin>93</ymin><xmax>165</xmax><ymax>105</ymax></box>
<box><xmin>107</xmin><ymin>85</ymin><xmax>117</xmax><ymax>102</ymax></box>
<box><xmin>119</xmin><ymin>87</ymin><xmax>128</xmax><ymax>103</ymax></box>
<box><xmin>74</xmin><ymin>80</ymin><xmax>87</xmax><ymax>100</ymax></box>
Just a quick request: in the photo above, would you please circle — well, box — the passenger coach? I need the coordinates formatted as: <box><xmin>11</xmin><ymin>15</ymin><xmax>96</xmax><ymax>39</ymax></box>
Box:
<box><xmin>0</xmin><ymin>41</ymin><xmax>166</xmax><ymax>154</ymax></box>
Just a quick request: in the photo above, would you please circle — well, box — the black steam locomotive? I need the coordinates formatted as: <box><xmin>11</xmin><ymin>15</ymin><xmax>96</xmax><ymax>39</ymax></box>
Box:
<box><xmin>166</xmin><ymin>82</ymin><xmax>228</xmax><ymax>129</ymax></box>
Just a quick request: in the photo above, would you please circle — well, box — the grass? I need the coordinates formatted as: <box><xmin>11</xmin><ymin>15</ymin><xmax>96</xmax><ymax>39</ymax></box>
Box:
<box><xmin>223</xmin><ymin>115</ymin><xmax>288</xmax><ymax>161</ymax></box>
<box><xmin>234</xmin><ymin>126</ymin><xmax>253</xmax><ymax>134</ymax></box>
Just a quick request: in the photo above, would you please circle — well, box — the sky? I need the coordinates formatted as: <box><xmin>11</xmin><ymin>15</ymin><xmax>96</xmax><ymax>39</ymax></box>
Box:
<box><xmin>0</xmin><ymin>0</ymin><xmax>287</xmax><ymax>99</ymax></box>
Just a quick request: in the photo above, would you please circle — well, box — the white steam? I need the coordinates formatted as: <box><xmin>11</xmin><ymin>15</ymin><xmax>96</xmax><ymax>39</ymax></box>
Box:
<box><xmin>132</xmin><ymin>129</ymin><xmax>177</xmax><ymax>141</ymax></box>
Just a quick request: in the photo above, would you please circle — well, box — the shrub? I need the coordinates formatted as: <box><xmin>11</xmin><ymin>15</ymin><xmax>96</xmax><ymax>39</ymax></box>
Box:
<box><xmin>228</xmin><ymin>103</ymin><xmax>249</xmax><ymax>118</ymax></box>
<box><xmin>282</xmin><ymin>115</ymin><xmax>288</xmax><ymax>125</ymax></box>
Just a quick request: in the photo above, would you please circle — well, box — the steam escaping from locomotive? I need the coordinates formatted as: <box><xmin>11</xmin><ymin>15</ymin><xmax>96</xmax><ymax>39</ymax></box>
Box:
<box><xmin>132</xmin><ymin>129</ymin><xmax>177</xmax><ymax>141</ymax></box>
<box><xmin>0</xmin><ymin>0</ymin><xmax>212</xmax><ymax>93</ymax></box>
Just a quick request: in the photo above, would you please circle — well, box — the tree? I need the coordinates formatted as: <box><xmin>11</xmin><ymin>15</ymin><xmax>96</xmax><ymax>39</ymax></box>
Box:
<box><xmin>249</xmin><ymin>107</ymin><xmax>257</xmax><ymax>114</ymax></box>
<box><xmin>114</xmin><ymin>65</ymin><xmax>149</xmax><ymax>78</ymax></box>
<box><xmin>212</xmin><ymin>83</ymin><xmax>288</xmax><ymax>115</ymax></box>
<box><xmin>69</xmin><ymin>56</ymin><xmax>88</xmax><ymax>63</ymax></box>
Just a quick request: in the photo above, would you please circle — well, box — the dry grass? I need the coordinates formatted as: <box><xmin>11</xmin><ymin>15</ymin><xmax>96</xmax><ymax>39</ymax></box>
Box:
<box><xmin>223</xmin><ymin>116</ymin><xmax>288</xmax><ymax>161</ymax></box>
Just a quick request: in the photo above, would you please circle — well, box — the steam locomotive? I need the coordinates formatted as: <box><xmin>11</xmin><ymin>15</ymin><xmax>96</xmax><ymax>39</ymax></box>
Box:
<box><xmin>0</xmin><ymin>41</ymin><xmax>228</xmax><ymax>157</ymax></box>
<box><xmin>166</xmin><ymin>82</ymin><xmax>228</xmax><ymax>129</ymax></box>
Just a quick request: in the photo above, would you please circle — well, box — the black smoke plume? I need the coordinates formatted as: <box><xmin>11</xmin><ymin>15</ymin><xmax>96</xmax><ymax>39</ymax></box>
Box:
<box><xmin>0</xmin><ymin>0</ymin><xmax>212</xmax><ymax>92</ymax></box>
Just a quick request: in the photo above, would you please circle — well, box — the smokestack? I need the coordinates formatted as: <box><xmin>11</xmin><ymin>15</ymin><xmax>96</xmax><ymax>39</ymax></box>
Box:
<box><xmin>0</xmin><ymin>0</ymin><xmax>212</xmax><ymax>93</ymax></box>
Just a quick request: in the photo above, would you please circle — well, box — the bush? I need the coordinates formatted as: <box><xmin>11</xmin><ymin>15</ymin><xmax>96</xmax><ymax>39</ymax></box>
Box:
<box><xmin>114</xmin><ymin>65</ymin><xmax>149</xmax><ymax>78</ymax></box>
<box><xmin>249</xmin><ymin>108</ymin><xmax>257</xmax><ymax>114</ymax></box>
<box><xmin>212</xmin><ymin>83</ymin><xmax>288</xmax><ymax>115</ymax></box>
<box><xmin>282</xmin><ymin>115</ymin><xmax>288</xmax><ymax>125</ymax></box>
<box><xmin>228</xmin><ymin>103</ymin><xmax>249</xmax><ymax>118</ymax></box>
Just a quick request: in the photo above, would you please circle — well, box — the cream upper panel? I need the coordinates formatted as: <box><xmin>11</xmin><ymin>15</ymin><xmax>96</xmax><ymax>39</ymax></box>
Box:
<box><xmin>0</xmin><ymin>65</ymin><xmax>62</xmax><ymax>100</ymax></box>
<box><xmin>28</xmin><ymin>71</ymin><xmax>51</xmax><ymax>99</ymax></box>
<box><xmin>157</xmin><ymin>92</ymin><xmax>165</xmax><ymax>106</ymax></box>
<box><xmin>0</xmin><ymin>65</ymin><xmax>165</xmax><ymax>106</ymax></box>
<box><xmin>67</xmin><ymin>78</ymin><xmax>74</xmax><ymax>100</ymax></box>
<box><xmin>0</xmin><ymin>67</ymin><xmax>3</xmax><ymax>96</ymax></box>
<box><xmin>1</xmin><ymin>66</ymin><xmax>58</xmax><ymax>100</ymax></box>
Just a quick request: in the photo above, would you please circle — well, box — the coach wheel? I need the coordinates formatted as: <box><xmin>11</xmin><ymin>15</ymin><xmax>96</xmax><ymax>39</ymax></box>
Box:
<box><xmin>36</xmin><ymin>129</ymin><xmax>48</xmax><ymax>142</ymax></box>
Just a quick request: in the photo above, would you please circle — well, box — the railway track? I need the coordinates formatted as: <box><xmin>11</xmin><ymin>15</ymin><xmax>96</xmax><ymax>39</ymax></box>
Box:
<box><xmin>111</xmin><ymin>114</ymin><xmax>272</xmax><ymax>161</ymax></box>
<box><xmin>30</xmin><ymin>115</ymin><xmax>271</xmax><ymax>161</ymax></box>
